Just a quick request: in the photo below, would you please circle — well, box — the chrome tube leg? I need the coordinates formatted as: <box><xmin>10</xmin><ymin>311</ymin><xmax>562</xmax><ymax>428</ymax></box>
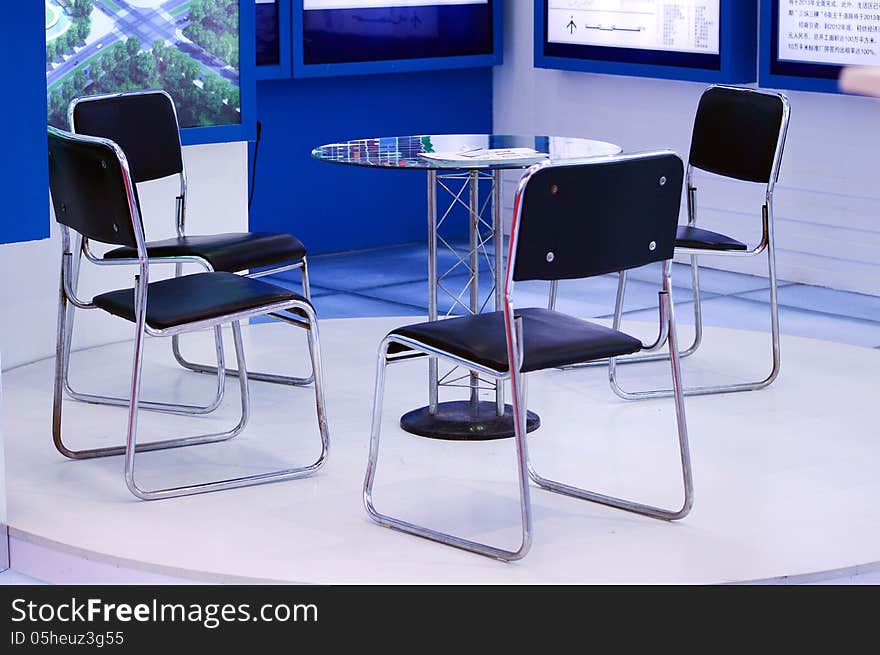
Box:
<box><xmin>363</xmin><ymin>341</ymin><xmax>391</xmax><ymax>526</ymax></box>
<box><xmin>60</xmin><ymin>235</ymin><xmax>83</xmax><ymax>400</ymax></box>
<box><xmin>170</xmin><ymin>259</ymin><xmax>188</xmax><ymax>381</ymax></box>
<box><xmin>125</xmin><ymin>320</ymin><xmax>248</xmax><ymax>501</ymax></box>
<box><xmin>665</xmin><ymin>289</ymin><xmax>695</xmax><ymax>519</ymax></box>
<box><xmin>62</xmin><ymin>243</ymin><xmax>226</xmax><ymax>414</ymax></box>
<box><xmin>171</xmin><ymin>333</ymin><xmax>189</xmax><ymax>372</ymax></box>
<box><xmin>562</xmin><ymin>271</ymin><xmax>667</xmax><ymax>368</ymax></box>
<box><xmin>124</xmin><ymin>311</ymin><xmax>327</xmax><ymax>501</ymax></box>
<box><xmin>300</xmin><ymin>256</ymin><xmax>312</xmax><ymax>301</ymax></box>
<box><xmin>60</xmin><ymin>282</ymin><xmax>78</xmax><ymax>400</ymax></box>
<box><xmin>508</xmin><ymin>315</ymin><xmax>534</xmax><ymax>558</ymax></box>
<box><xmin>681</xmin><ymin>254</ymin><xmax>704</xmax><ymax>358</ymax></box>
<box><xmin>564</xmin><ymin>258</ymin><xmax>687</xmax><ymax>371</ymax></box>
<box><xmin>291</xmin><ymin>258</ymin><xmax>317</xmax><ymax>386</ymax></box>
<box><xmin>61</xmin><ymin>302</ymin><xmax>76</xmax><ymax>394</ymax></box>
<box><xmin>52</xmin><ymin>262</ymin><xmax>74</xmax><ymax>459</ymax></box>
<box><xmin>55</xmin><ymin>250</ymin><xmax>225</xmax><ymax>458</ymax></box>
<box><xmin>174</xmin><ymin>332</ymin><xmax>315</xmax><ymax>387</ymax></box>
<box><xmin>230</xmin><ymin>322</ymin><xmax>253</xmax><ymax>430</ymax></box>
<box><xmin>547</xmin><ymin>281</ymin><xmax>558</xmax><ymax>312</ymax></box>
<box><xmin>531</xmin><ymin>291</ymin><xmax>693</xmax><ymax>519</ymax></box>
<box><xmin>54</xmin><ymin>318</ymin><xmax>243</xmax><ymax>459</ymax></box>
<box><xmin>610</xmin><ymin>210</ymin><xmax>782</xmax><ymax>399</ymax></box>
<box><xmin>364</xmin><ymin>338</ymin><xmax>532</xmax><ymax>561</ymax></box>
<box><xmin>123</xmin><ymin>277</ymin><xmax>149</xmax><ymax>499</ymax></box>
<box><xmin>682</xmin><ymin>177</ymin><xmax>702</xmax><ymax>358</ymax></box>
<box><xmin>427</xmin><ymin>170</ymin><xmax>439</xmax><ymax>415</ymax></box>
<box><xmin>171</xmin><ymin>270</ymin><xmax>315</xmax><ymax>387</ymax></box>
<box><xmin>493</xmin><ymin>170</ymin><xmax>505</xmax><ymax>417</ymax></box>
<box><xmin>304</xmin><ymin>306</ymin><xmax>330</xmax><ymax>468</ymax></box>
<box><xmin>612</xmin><ymin>270</ymin><xmax>627</xmax><ymax>331</ymax></box>
<box><xmin>468</xmin><ymin>170</ymin><xmax>480</xmax><ymax>408</ymax></box>
<box><xmin>66</xmin><ymin>324</ymin><xmax>227</xmax><ymax>416</ymax></box>
<box><xmin>765</xmin><ymin>206</ymin><xmax>782</xmax><ymax>386</ymax></box>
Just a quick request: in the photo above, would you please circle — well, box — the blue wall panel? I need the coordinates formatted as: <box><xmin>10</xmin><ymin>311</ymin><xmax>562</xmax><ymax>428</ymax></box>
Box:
<box><xmin>250</xmin><ymin>68</ymin><xmax>493</xmax><ymax>254</ymax></box>
<box><xmin>1</xmin><ymin>4</ymin><xmax>49</xmax><ymax>244</ymax></box>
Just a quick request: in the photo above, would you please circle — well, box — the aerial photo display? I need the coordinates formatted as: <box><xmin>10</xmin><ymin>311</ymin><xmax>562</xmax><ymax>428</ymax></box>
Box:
<box><xmin>46</xmin><ymin>0</ymin><xmax>241</xmax><ymax>130</ymax></box>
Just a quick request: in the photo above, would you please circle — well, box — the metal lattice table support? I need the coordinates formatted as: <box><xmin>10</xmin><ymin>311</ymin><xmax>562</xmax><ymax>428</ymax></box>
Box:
<box><xmin>311</xmin><ymin>133</ymin><xmax>623</xmax><ymax>439</ymax></box>
<box><xmin>400</xmin><ymin>169</ymin><xmax>541</xmax><ymax>440</ymax></box>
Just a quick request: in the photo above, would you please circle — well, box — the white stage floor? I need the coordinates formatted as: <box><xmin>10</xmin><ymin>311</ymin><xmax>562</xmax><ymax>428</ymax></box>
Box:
<box><xmin>4</xmin><ymin>318</ymin><xmax>880</xmax><ymax>584</ymax></box>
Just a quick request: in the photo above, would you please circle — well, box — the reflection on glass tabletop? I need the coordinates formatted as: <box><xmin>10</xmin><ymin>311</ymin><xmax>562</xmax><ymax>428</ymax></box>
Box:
<box><xmin>311</xmin><ymin>134</ymin><xmax>622</xmax><ymax>170</ymax></box>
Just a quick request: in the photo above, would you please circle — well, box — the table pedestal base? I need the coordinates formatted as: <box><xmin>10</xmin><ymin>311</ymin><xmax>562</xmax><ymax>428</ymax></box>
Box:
<box><xmin>400</xmin><ymin>401</ymin><xmax>540</xmax><ymax>441</ymax></box>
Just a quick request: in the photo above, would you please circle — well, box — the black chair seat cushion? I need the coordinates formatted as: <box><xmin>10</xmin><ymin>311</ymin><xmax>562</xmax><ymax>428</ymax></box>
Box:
<box><xmin>94</xmin><ymin>272</ymin><xmax>309</xmax><ymax>330</ymax></box>
<box><xmin>676</xmin><ymin>225</ymin><xmax>748</xmax><ymax>251</ymax></box>
<box><xmin>389</xmin><ymin>308</ymin><xmax>642</xmax><ymax>374</ymax></box>
<box><xmin>104</xmin><ymin>232</ymin><xmax>307</xmax><ymax>272</ymax></box>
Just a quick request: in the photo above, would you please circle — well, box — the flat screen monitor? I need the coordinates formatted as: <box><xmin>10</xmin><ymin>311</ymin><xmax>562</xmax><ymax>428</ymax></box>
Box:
<box><xmin>256</xmin><ymin>0</ymin><xmax>292</xmax><ymax>78</ymax></box>
<box><xmin>762</xmin><ymin>0</ymin><xmax>879</xmax><ymax>93</ymax></box>
<box><xmin>295</xmin><ymin>0</ymin><xmax>499</xmax><ymax>76</ymax></box>
<box><xmin>545</xmin><ymin>0</ymin><xmax>721</xmax><ymax>69</ymax></box>
<box><xmin>257</xmin><ymin>0</ymin><xmax>282</xmax><ymax>67</ymax></box>
<box><xmin>536</xmin><ymin>1</ymin><xmax>755</xmax><ymax>83</ymax></box>
<box><xmin>45</xmin><ymin>0</ymin><xmax>255</xmax><ymax>145</ymax></box>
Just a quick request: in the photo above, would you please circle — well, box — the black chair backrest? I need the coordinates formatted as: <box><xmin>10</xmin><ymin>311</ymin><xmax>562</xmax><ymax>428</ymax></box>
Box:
<box><xmin>48</xmin><ymin>127</ymin><xmax>141</xmax><ymax>249</ymax></box>
<box><xmin>689</xmin><ymin>86</ymin><xmax>786</xmax><ymax>184</ymax></box>
<box><xmin>512</xmin><ymin>152</ymin><xmax>684</xmax><ymax>283</ymax></box>
<box><xmin>70</xmin><ymin>91</ymin><xmax>184</xmax><ymax>184</ymax></box>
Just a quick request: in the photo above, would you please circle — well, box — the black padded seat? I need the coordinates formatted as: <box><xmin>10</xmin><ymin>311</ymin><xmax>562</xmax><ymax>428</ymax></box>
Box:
<box><xmin>389</xmin><ymin>308</ymin><xmax>642</xmax><ymax>374</ymax></box>
<box><xmin>103</xmin><ymin>232</ymin><xmax>307</xmax><ymax>273</ymax></box>
<box><xmin>94</xmin><ymin>272</ymin><xmax>308</xmax><ymax>330</ymax></box>
<box><xmin>676</xmin><ymin>225</ymin><xmax>747</xmax><ymax>251</ymax></box>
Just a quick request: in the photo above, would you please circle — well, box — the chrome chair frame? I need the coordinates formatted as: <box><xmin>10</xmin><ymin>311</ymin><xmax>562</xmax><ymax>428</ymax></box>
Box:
<box><xmin>364</xmin><ymin>153</ymin><xmax>694</xmax><ymax>561</ymax></box>
<box><xmin>50</xmin><ymin>128</ymin><xmax>329</xmax><ymax>500</ymax></box>
<box><xmin>558</xmin><ymin>86</ymin><xmax>791</xmax><ymax>400</ymax></box>
<box><xmin>63</xmin><ymin>91</ymin><xmax>313</xmax><ymax>415</ymax></box>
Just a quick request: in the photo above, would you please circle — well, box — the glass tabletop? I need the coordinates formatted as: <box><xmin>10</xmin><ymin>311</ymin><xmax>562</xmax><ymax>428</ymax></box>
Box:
<box><xmin>311</xmin><ymin>134</ymin><xmax>622</xmax><ymax>170</ymax></box>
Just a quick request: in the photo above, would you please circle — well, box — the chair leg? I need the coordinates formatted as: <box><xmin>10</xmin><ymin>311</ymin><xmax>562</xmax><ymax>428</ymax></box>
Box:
<box><xmin>363</xmin><ymin>339</ymin><xmax>533</xmax><ymax>561</ymax></box>
<box><xmin>683</xmin><ymin>253</ymin><xmax>704</xmax><ymax>358</ymax></box>
<box><xmin>764</xmin><ymin>233</ymin><xmax>782</xmax><ymax>387</ymax></box>
<box><xmin>562</xmin><ymin>259</ymin><xmax>703</xmax><ymax>370</ymax></box>
<box><xmin>530</xmin><ymin>290</ymin><xmax>694</xmax><ymax>521</ymax></box>
<box><xmin>64</xmin><ymin>320</ymin><xmax>227</xmax><ymax>416</ymax></box>
<box><xmin>300</xmin><ymin>256</ymin><xmax>312</xmax><ymax>301</ymax></box>
<box><xmin>53</xmin><ymin>305</ymin><xmax>243</xmax><ymax>460</ymax></box>
<box><xmin>60</xmin><ymin>256</ymin><xmax>225</xmax><ymax>416</ymax></box>
<box><xmin>125</xmin><ymin>313</ymin><xmax>329</xmax><ymax>501</ymax></box>
<box><xmin>609</xmin><ymin>247</ymin><xmax>781</xmax><ymax>399</ymax></box>
<box><xmin>171</xmin><ymin>259</ymin><xmax>315</xmax><ymax>387</ymax></box>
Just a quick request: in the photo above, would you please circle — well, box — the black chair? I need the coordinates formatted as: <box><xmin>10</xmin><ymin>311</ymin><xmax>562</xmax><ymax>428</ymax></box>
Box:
<box><xmin>604</xmin><ymin>86</ymin><xmax>790</xmax><ymax>399</ymax></box>
<box><xmin>363</xmin><ymin>152</ymin><xmax>694</xmax><ymax>560</ymax></box>
<box><xmin>62</xmin><ymin>90</ymin><xmax>311</xmax><ymax>419</ymax></box>
<box><xmin>48</xmin><ymin>126</ymin><xmax>330</xmax><ymax>500</ymax></box>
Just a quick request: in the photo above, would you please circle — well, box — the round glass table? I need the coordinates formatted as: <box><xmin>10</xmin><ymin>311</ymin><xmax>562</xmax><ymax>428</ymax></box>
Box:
<box><xmin>313</xmin><ymin>134</ymin><xmax>622</xmax><ymax>440</ymax></box>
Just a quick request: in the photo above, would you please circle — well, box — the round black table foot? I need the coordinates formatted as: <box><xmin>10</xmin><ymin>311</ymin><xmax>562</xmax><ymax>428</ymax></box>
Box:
<box><xmin>400</xmin><ymin>400</ymin><xmax>541</xmax><ymax>441</ymax></box>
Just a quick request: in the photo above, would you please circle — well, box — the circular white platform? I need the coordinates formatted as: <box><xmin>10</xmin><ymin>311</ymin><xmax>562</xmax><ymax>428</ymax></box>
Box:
<box><xmin>4</xmin><ymin>318</ymin><xmax>880</xmax><ymax>584</ymax></box>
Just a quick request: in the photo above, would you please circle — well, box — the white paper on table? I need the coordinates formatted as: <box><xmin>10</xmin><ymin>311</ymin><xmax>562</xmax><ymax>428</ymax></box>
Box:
<box><xmin>418</xmin><ymin>148</ymin><xmax>550</xmax><ymax>165</ymax></box>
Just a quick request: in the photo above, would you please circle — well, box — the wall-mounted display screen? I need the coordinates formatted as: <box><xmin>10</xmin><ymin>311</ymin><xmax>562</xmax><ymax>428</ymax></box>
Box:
<box><xmin>256</xmin><ymin>0</ymin><xmax>292</xmax><ymax>78</ymax></box>
<box><xmin>296</xmin><ymin>0</ymin><xmax>498</xmax><ymax>75</ymax></box>
<box><xmin>257</xmin><ymin>0</ymin><xmax>282</xmax><ymax>67</ymax></box>
<box><xmin>546</xmin><ymin>0</ymin><xmax>720</xmax><ymax>67</ymax></box>
<box><xmin>537</xmin><ymin>1</ymin><xmax>755</xmax><ymax>83</ymax></box>
<box><xmin>762</xmin><ymin>0</ymin><xmax>880</xmax><ymax>93</ymax></box>
<box><xmin>46</xmin><ymin>0</ymin><xmax>255</xmax><ymax>144</ymax></box>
